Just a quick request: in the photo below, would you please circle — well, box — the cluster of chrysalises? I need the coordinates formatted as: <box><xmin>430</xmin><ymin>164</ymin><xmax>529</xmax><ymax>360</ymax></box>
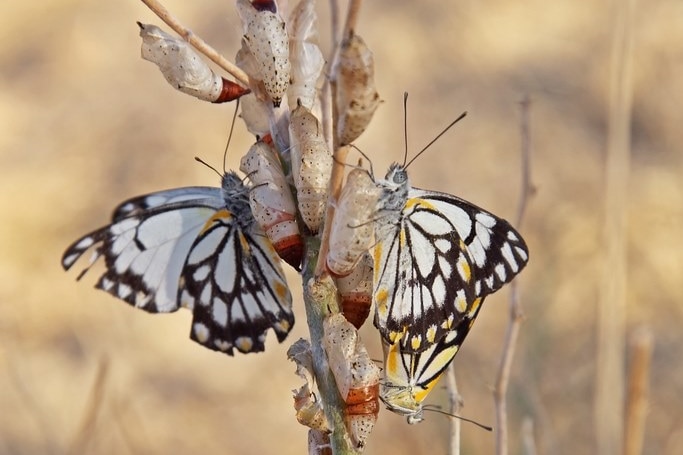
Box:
<box><xmin>62</xmin><ymin>0</ymin><xmax>530</xmax><ymax>450</ymax></box>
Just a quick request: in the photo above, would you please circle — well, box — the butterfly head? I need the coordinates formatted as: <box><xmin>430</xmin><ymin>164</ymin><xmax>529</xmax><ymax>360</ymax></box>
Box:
<box><xmin>376</xmin><ymin>163</ymin><xmax>410</xmax><ymax>214</ymax></box>
<box><xmin>221</xmin><ymin>171</ymin><xmax>252</xmax><ymax>221</ymax></box>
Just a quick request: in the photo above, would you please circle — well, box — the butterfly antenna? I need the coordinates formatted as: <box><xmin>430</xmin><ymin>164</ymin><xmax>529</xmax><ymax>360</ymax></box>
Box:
<box><xmin>421</xmin><ymin>405</ymin><xmax>493</xmax><ymax>432</ymax></box>
<box><xmin>404</xmin><ymin>111</ymin><xmax>468</xmax><ymax>170</ymax></box>
<box><xmin>194</xmin><ymin>156</ymin><xmax>222</xmax><ymax>179</ymax></box>
<box><xmin>402</xmin><ymin>92</ymin><xmax>409</xmax><ymax>166</ymax></box>
<box><xmin>222</xmin><ymin>97</ymin><xmax>241</xmax><ymax>173</ymax></box>
<box><xmin>350</xmin><ymin>144</ymin><xmax>376</xmax><ymax>178</ymax></box>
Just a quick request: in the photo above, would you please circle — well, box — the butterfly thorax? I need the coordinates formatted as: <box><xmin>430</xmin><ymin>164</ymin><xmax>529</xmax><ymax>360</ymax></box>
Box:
<box><xmin>379</xmin><ymin>382</ymin><xmax>425</xmax><ymax>424</ymax></box>
<box><xmin>221</xmin><ymin>172</ymin><xmax>255</xmax><ymax>229</ymax></box>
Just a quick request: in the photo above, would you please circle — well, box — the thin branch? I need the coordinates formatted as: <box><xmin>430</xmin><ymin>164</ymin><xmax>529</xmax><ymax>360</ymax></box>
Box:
<box><xmin>302</xmin><ymin>241</ymin><xmax>359</xmax><ymax>454</ymax></box>
<box><xmin>493</xmin><ymin>95</ymin><xmax>534</xmax><ymax>455</ymax></box>
<box><xmin>314</xmin><ymin>0</ymin><xmax>364</xmax><ymax>278</ymax></box>
<box><xmin>446</xmin><ymin>365</ymin><xmax>462</xmax><ymax>455</ymax></box>
<box><xmin>139</xmin><ymin>0</ymin><xmax>250</xmax><ymax>88</ymax></box>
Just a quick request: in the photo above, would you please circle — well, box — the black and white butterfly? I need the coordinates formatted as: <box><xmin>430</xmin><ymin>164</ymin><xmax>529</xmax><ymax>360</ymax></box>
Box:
<box><xmin>380</xmin><ymin>296</ymin><xmax>485</xmax><ymax>423</ymax></box>
<box><xmin>372</xmin><ymin>159</ymin><xmax>529</xmax><ymax>352</ymax></box>
<box><xmin>62</xmin><ymin>171</ymin><xmax>294</xmax><ymax>356</ymax></box>
<box><xmin>367</xmin><ymin>105</ymin><xmax>529</xmax><ymax>352</ymax></box>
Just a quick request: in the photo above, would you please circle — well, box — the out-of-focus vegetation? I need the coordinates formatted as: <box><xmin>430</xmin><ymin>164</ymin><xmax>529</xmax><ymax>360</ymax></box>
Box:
<box><xmin>1</xmin><ymin>1</ymin><xmax>681</xmax><ymax>454</ymax></box>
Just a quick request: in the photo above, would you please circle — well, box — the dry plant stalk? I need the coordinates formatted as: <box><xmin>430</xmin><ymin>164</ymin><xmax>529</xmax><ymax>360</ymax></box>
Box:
<box><xmin>624</xmin><ymin>327</ymin><xmax>653</xmax><ymax>455</ymax></box>
<box><xmin>139</xmin><ymin>0</ymin><xmax>250</xmax><ymax>87</ymax></box>
<box><xmin>595</xmin><ymin>0</ymin><xmax>636</xmax><ymax>453</ymax></box>
<box><xmin>493</xmin><ymin>95</ymin><xmax>534</xmax><ymax>455</ymax></box>
<box><xmin>445</xmin><ymin>365</ymin><xmax>462</xmax><ymax>455</ymax></box>
<box><xmin>67</xmin><ymin>357</ymin><xmax>110</xmax><ymax>455</ymax></box>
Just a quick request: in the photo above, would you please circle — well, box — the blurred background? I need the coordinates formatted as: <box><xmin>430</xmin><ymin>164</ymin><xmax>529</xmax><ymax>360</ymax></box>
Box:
<box><xmin>1</xmin><ymin>0</ymin><xmax>681</xmax><ymax>454</ymax></box>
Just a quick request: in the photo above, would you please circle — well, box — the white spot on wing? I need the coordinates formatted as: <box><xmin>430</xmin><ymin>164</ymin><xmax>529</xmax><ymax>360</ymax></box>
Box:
<box><xmin>501</xmin><ymin>242</ymin><xmax>519</xmax><ymax>272</ymax></box>
<box><xmin>212</xmin><ymin>297</ymin><xmax>228</xmax><ymax>326</ymax></box>
<box><xmin>495</xmin><ymin>263</ymin><xmax>507</xmax><ymax>281</ymax></box>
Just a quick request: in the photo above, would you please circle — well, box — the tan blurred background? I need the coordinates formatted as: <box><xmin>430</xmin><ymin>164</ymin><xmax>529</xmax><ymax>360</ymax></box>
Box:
<box><xmin>1</xmin><ymin>0</ymin><xmax>682</xmax><ymax>454</ymax></box>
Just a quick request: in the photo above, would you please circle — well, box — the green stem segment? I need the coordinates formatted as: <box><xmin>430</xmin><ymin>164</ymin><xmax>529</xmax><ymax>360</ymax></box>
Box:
<box><xmin>301</xmin><ymin>236</ymin><xmax>359</xmax><ymax>455</ymax></box>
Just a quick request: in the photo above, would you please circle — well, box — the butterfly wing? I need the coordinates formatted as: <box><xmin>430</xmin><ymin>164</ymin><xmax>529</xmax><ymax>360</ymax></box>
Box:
<box><xmin>411</xmin><ymin>188</ymin><xmax>529</xmax><ymax>297</ymax></box>
<box><xmin>374</xmin><ymin>188</ymin><xmax>528</xmax><ymax>352</ymax></box>
<box><xmin>63</xmin><ymin>186</ymin><xmax>295</xmax><ymax>355</ymax></box>
<box><xmin>62</xmin><ymin>191</ymin><xmax>224</xmax><ymax>313</ymax></box>
<box><xmin>178</xmin><ymin>208</ymin><xmax>294</xmax><ymax>355</ymax></box>
<box><xmin>111</xmin><ymin>187</ymin><xmax>220</xmax><ymax>220</ymax></box>
<box><xmin>381</xmin><ymin>296</ymin><xmax>486</xmax><ymax>423</ymax></box>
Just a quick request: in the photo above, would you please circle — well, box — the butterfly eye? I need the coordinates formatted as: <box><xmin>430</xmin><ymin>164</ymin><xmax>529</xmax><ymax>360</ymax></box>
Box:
<box><xmin>393</xmin><ymin>169</ymin><xmax>407</xmax><ymax>184</ymax></box>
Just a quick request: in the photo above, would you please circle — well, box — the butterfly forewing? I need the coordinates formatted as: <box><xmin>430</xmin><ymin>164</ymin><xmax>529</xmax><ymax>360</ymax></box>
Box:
<box><xmin>179</xmin><ymin>207</ymin><xmax>294</xmax><ymax>354</ymax></box>
<box><xmin>411</xmin><ymin>188</ymin><xmax>529</xmax><ymax>296</ymax></box>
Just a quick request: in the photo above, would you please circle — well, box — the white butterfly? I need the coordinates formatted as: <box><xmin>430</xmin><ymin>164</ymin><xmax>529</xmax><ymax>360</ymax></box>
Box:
<box><xmin>62</xmin><ymin>171</ymin><xmax>294</xmax><ymax>356</ymax></box>
<box><xmin>380</xmin><ymin>296</ymin><xmax>484</xmax><ymax>423</ymax></box>
<box><xmin>372</xmin><ymin>162</ymin><xmax>529</xmax><ymax>352</ymax></box>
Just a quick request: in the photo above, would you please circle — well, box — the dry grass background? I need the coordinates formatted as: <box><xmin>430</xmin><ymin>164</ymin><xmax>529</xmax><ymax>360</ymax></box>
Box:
<box><xmin>1</xmin><ymin>0</ymin><xmax>682</xmax><ymax>454</ymax></box>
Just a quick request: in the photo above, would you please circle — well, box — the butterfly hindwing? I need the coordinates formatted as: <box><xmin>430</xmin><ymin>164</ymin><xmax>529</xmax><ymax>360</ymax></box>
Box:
<box><xmin>179</xmin><ymin>208</ymin><xmax>294</xmax><ymax>355</ymax></box>
<box><xmin>380</xmin><ymin>296</ymin><xmax>486</xmax><ymax>423</ymax></box>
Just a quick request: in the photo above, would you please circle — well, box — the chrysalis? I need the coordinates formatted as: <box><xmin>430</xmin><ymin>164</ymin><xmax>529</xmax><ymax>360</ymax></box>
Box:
<box><xmin>288</xmin><ymin>339</ymin><xmax>332</xmax><ymax>433</ymax></box>
<box><xmin>236</xmin><ymin>0</ymin><xmax>290</xmax><ymax>107</ymax></box>
<box><xmin>334</xmin><ymin>256</ymin><xmax>373</xmax><ymax>329</ymax></box>
<box><xmin>289</xmin><ymin>102</ymin><xmax>332</xmax><ymax>233</ymax></box>
<box><xmin>138</xmin><ymin>23</ymin><xmax>249</xmax><ymax>103</ymax></box>
<box><xmin>239</xmin><ymin>139</ymin><xmax>303</xmax><ymax>268</ymax></box>
<box><xmin>323</xmin><ymin>314</ymin><xmax>381</xmax><ymax>449</ymax></box>
<box><xmin>287</xmin><ymin>0</ymin><xmax>325</xmax><ymax>110</ymax></box>
<box><xmin>336</xmin><ymin>32</ymin><xmax>381</xmax><ymax>144</ymax></box>
<box><xmin>308</xmin><ymin>430</ymin><xmax>332</xmax><ymax>455</ymax></box>
<box><xmin>326</xmin><ymin>168</ymin><xmax>380</xmax><ymax>276</ymax></box>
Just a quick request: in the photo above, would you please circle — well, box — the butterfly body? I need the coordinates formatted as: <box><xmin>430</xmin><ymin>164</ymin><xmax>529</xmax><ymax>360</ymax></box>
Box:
<box><xmin>62</xmin><ymin>171</ymin><xmax>294</xmax><ymax>356</ymax></box>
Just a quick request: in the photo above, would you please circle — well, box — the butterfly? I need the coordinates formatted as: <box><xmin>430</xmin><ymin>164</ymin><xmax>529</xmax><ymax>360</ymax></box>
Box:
<box><xmin>380</xmin><ymin>296</ymin><xmax>485</xmax><ymax>423</ymax></box>
<box><xmin>61</xmin><ymin>171</ymin><xmax>294</xmax><ymax>356</ymax></box>
<box><xmin>372</xmin><ymin>160</ymin><xmax>529</xmax><ymax>352</ymax></box>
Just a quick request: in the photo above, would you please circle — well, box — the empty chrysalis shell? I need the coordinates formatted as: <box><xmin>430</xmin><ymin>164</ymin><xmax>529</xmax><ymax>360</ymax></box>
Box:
<box><xmin>138</xmin><ymin>23</ymin><xmax>249</xmax><ymax>103</ymax></box>
<box><xmin>308</xmin><ymin>430</ymin><xmax>332</xmax><ymax>455</ymax></box>
<box><xmin>289</xmin><ymin>102</ymin><xmax>332</xmax><ymax>233</ymax></box>
<box><xmin>239</xmin><ymin>139</ymin><xmax>303</xmax><ymax>269</ymax></box>
<box><xmin>323</xmin><ymin>314</ymin><xmax>381</xmax><ymax>449</ymax></box>
<box><xmin>334</xmin><ymin>256</ymin><xmax>373</xmax><ymax>329</ymax></box>
<box><xmin>236</xmin><ymin>0</ymin><xmax>291</xmax><ymax>107</ymax></box>
<box><xmin>327</xmin><ymin>168</ymin><xmax>380</xmax><ymax>276</ymax></box>
<box><xmin>287</xmin><ymin>0</ymin><xmax>325</xmax><ymax>110</ymax></box>
<box><xmin>337</xmin><ymin>32</ymin><xmax>381</xmax><ymax>144</ymax></box>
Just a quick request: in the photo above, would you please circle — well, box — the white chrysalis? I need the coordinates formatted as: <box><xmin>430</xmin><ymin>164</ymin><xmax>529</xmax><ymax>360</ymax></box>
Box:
<box><xmin>138</xmin><ymin>23</ymin><xmax>249</xmax><ymax>103</ymax></box>
<box><xmin>236</xmin><ymin>0</ymin><xmax>291</xmax><ymax>107</ymax></box>
<box><xmin>287</xmin><ymin>0</ymin><xmax>325</xmax><ymax>110</ymax></box>
<box><xmin>334</xmin><ymin>256</ymin><xmax>373</xmax><ymax>330</ymax></box>
<box><xmin>323</xmin><ymin>314</ymin><xmax>381</xmax><ymax>449</ymax></box>
<box><xmin>336</xmin><ymin>32</ymin><xmax>381</xmax><ymax>144</ymax></box>
<box><xmin>239</xmin><ymin>139</ymin><xmax>303</xmax><ymax>268</ymax></box>
<box><xmin>289</xmin><ymin>102</ymin><xmax>332</xmax><ymax>233</ymax></box>
<box><xmin>326</xmin><ymin>168</ymin><xmax>380</xmax><ymax>276</ymax></box>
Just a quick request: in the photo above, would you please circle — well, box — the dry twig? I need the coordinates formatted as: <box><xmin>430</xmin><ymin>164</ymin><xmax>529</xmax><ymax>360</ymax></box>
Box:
<box><xmin>493</xmin><ymin>95</ymin><xmax>534</xmax><ymax>455</ymax></box>
<box><xmin>139</xmin><ymin>0</ymin><xmax>250</xmax><ymax>87</ymax></box>
<box><xmin>595</xmin><ymin>0</ymin><xmax>636</xmax><ymax>453</ymax></box>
